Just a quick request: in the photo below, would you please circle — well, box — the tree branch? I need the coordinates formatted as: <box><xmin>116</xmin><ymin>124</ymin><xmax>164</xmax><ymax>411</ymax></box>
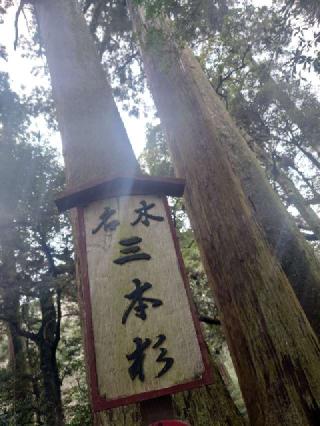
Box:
<box><xmin>0</xmin><ymin>315</ymin><xmax>39</xmax><ymax>342</ymax></box>
<box><xmin>14</xmin><ymin>0</ymin><xmax>26</xmax><ymax>50</ymax></box>
<box><xmin>199</xmin><ymin>314</ymin><xmax>221</xmax><ymax>326</ymax></box>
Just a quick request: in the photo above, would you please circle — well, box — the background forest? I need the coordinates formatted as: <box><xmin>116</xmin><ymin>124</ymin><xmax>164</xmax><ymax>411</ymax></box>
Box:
<box><xmin>0</xmin><ymin>0</ymin><xmax>320</xmax><ymax>425</ymax></box>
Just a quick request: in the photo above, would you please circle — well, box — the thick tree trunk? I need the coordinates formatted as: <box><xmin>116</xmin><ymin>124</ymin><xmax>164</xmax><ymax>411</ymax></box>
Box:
<box><xmin>173</xmin><ymin>359</ymin><xmax>246</xmax><ymax>425</ymax></box>
<box><xmin>229</xmin><ymin>94</ymin><xmax>320</xmax><ymax>336</ymax></box>
<box><xmin>229</xmin><ymin>86</ymin><xmax>320</xmax><ymax>336</ymax></box>
<box><xmin>33</xmin><ymin>0</ymin><xmax>140</xmax><ymax>186</ymax></box>
<box><xmin>33</xmin><ymin>0</ymin><xmax>245</xmax><ymax>424</ymax></box>
<box><xmin>129</xmin><ymin>5</ymin><xmax>320</xmax><ymax>424</ymax></box>
<box><xmin>133</xmin><ymin>7</ymin><xmax>320</xmax><ymax>342</ymax></box>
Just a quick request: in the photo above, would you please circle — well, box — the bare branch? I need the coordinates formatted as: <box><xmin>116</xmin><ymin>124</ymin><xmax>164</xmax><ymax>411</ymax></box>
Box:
<box><xmin>14</xmin><ymin>0</ymin><xmax>26</xmax><ymax>50</ymax></box>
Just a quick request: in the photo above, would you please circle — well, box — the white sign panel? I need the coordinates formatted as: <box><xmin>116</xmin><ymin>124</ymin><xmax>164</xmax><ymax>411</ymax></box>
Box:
<box><xmin>81</xmin><ymin>194</ymin><xmax>210</xmax><ymax>409</ymax></box>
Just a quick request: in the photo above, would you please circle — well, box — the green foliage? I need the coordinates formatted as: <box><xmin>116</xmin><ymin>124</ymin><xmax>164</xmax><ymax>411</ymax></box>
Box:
<box><xmin>139</xmin><ymin>123</ymin><xmax>174</xmax><ymax>176</ymax></box>
<box><xmin>0</xmin><ymin>72</ymin><xmax>89</xmax><ymax>425</ymax></box>
<box><xmin>59</xmin><ymin>322</ymin><xmax>92</xmax><ymax>425</ymax></box>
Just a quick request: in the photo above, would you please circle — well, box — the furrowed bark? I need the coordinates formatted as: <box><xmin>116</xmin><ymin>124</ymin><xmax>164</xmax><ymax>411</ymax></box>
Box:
<box><xmin>33</xmin><ymin>0</ymin><xmax>244</xmax><ymax>424</ymax></box>
<box><xmin>173</xmin><ymin>359</ymin><xmax>246</xmax><ymax>425</ymax></box>
<box><xmin>135</xmin><ymin>6</ymin><xmax>320</xmax><ymax>341</ymax></box>
<box><xmin>129</xmin><ymin>5</ymin><xmax>320</xmax><ymax>424</ymax></box>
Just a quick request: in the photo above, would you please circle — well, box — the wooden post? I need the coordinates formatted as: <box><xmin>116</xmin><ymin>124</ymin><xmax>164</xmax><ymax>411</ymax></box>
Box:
<box><xmin>140</xmin><ymin>396</ymin><xmax>174</xmax><ymax>426</ymax></box>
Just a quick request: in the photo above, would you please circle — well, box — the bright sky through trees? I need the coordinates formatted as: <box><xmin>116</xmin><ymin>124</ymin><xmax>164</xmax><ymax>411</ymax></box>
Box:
<box><xmin>0</xmin><ymin>4</ymin><xmax>154</xmax><ymax>158</ymax></box>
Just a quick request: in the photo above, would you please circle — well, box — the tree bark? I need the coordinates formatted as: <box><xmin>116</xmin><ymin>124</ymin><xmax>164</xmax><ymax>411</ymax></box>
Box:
<box><xmin>38</xmin><ymin>286</ymin><xmax>64</xmax><ymax>426</ymax></box>
<box><xmin>33</xmin><ymin>0</ymin><xmax>245</xmax><ymax>424</ymax></box>
<box><xmin>129</xmin><ymin>5</ymin><xmax>320</xmax><ymax>424</ymax></box>
<box><xmin>33</xmin><ymin>0</ymin><xmax>140</xmax><ymax>187</ymax></box>
<box><xmin>173</xmin><ymin>359</ymin><xmax>246</xmax><ymax>426</ymax></box>
<box><xmin>0</xmin><ymin>244</ymin><xmax>33</xmax><ymax>424</ymax></box>
<box><xmin>136</xmin><ymin>6</ymin><xmax>320</xmax><ymax>341</ymax></box>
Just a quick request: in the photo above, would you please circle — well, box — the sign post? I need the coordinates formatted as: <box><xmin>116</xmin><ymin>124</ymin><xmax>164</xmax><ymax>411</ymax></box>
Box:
<box><xmin>56</xmin><ymin>175</ymin><xmax>212</xmax><ymax>413</ymax></box>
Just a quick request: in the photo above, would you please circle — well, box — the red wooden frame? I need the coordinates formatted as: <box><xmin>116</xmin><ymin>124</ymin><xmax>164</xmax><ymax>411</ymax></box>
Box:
<box><xmin>75</xmin><ymin>196</ymin><xmax>213</xmax><ymax>412</ymax></box>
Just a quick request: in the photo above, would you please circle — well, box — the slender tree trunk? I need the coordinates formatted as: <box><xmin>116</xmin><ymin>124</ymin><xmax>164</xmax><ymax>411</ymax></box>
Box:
<box><xmin>249</xmin><ymin>137</ymin><xmax>320</xmax><ymax>240</ymax></box>
<box><xmin>4</xmin><ymin>294</ymin><xmax>33</xmax><ymax>425</ymax></box>
<box><xmin>39</xmin><ymin>341</ymin><xmax>64</xmax><ymax>426</ymax></box>
<box><xmin>38</xmin><ymin>286</ymin><xmax>64</xmax><ymax>426</ymax></box>
<box><xmin>1</xmin><ymin>244</ymin><xmax>33</xmax><ymax>424</ymax></box>
<box><xmin>129</xmin><ymin>5</ymin><xmax>320</xmax><ymax>424</ymax></box>
<box><xmin>229</xmin><ymin>92</ymin><xmax>320</xmax><ymax>336</ymax></box>
<box><xmin>33</xmin><ymin>0</ymin><xmax>245</xmax><ymax>424</ymax></box>
<box><xmin>276</xmin><ymin>171</ymin><xmax>320</xmax><ymax>238</ymax></box>
<box><xmin>250</xmin><ymin>55</ymin><xmax>320</xmax><ymax>153</ymax></box>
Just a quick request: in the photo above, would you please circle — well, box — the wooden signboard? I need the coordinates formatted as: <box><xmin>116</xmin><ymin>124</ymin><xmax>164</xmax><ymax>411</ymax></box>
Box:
<box><xmin>56</xmin><ymin>176</ymin><xmax>212</xmax><ymax>411</ymax></box>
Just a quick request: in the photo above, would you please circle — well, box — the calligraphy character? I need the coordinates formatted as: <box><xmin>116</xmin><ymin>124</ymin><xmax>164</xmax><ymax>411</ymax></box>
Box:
<box><xmin>131</xmin><ymin>200</ymin><xmax>164</xmax><ymax>227</ymax></box>
<box><xmin>92</xmin><ymin>206</ymin><xmax>119</xmax><ymax>234</ymax></box>
<box><xmin>113</xmin><ymin>236</ymin><xmax>151</xmax><ymax>265</ymax></box>
<box><xmin>126</xmin><ymin>337</ymin><xmax>151</xmax><ymax>382</ymax></box>
<box><xmin>122</xmin><ymin>278</ymin><xmax>163</xmax><ymax>324</ymax></box>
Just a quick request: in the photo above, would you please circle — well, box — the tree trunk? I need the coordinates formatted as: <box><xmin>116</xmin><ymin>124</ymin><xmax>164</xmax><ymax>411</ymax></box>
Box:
<box><xmin>33</xmin><ymin>0</ymin><xmax>140</xmax><ymax>187</ymax></box>
<box><xmin>129</xmin><ymin>5</ymin><xmax>320</xmax><ymax>424</ymax></box>
<box><xmin>248</xmin><ymin>137</ymin><xmax>320</xmax><ymax>240</ymax></box>
<box><xmin>0</xmin><ymin>245</ymin><xmax>33</xmax><ymax>424</ymax></box>
<box><xmin>173</xmin><ymin>359</ymin><xmax>246</xmax><ymax>425</ymax></box>
<box><xmin>250</xmin><ymin>55</ymin><xmax>320</xmax><ymax>153</ymax></box>
<box><xmin>136</xmin><ymin>6</ymin><xmax>320</xmax><ymax>342</ymax></box>
<box><xmin>39</xmin><ymin>341</ymin><xmax>64</xmax><ymax>426</ymax></box>
<box><xmin>38</xmin><ymin>286</ymin><xmax>64</xmax><ymax>426</ymax></box>
<box><xmin>4</xmin><ymin>294</ymin><xmax>33</xmax><ymax>425</ymax></box>
<box><xmin>33</xmin><ymin>0</ymin><xmax>245</xmax><ymax>424</ymax></box>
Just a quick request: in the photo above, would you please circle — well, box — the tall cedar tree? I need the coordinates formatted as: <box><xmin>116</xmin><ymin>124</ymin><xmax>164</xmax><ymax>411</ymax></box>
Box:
<box><xmin>127</xmin><ymin>3</ymin><xmax>320</xmax><ymax>424</ymax></box>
